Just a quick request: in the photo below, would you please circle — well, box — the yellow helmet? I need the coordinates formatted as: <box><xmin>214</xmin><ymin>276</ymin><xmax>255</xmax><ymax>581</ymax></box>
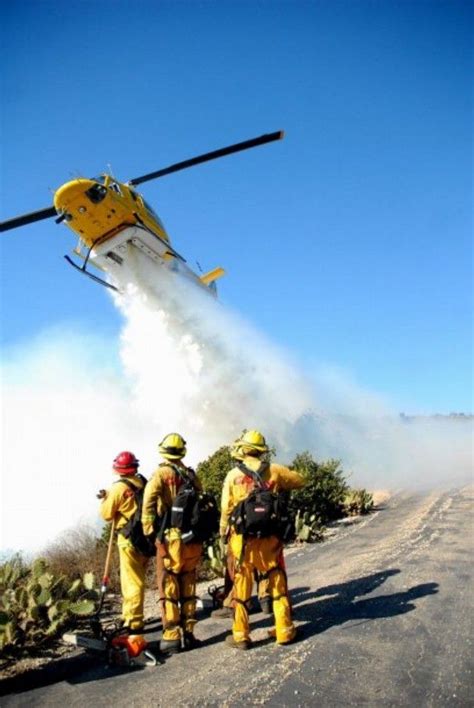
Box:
<box><xmin>236</xmin><ymin>429</ymin><xmax>268</xmax><ymax>457</ymax></box>
<box><xmin>158</xmin><ymin>433</ymin><xmax>187</xmax><ymax>460</ymax></box>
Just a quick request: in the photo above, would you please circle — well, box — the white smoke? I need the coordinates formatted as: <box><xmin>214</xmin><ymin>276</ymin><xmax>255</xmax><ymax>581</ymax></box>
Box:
<box><xmin>1</xmin><ymin>252</ymin><xmax>472</xmax><ymax>554</ymax></box>
<box><xmin>111</xmin><ymin>251</ymin><xmax>317</xmax><ymax>462</ymax></box>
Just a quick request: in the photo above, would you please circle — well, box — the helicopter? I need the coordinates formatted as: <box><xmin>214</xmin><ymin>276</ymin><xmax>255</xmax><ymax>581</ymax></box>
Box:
<box><xmin>0</xmin><ymin>131</ymin><xmax>284</xmax><ymax>294</ymax></box>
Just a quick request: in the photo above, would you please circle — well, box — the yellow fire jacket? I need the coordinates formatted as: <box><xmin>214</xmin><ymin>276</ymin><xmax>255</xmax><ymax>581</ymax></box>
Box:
<box><xmin>141</xmin><ymin>462</ymin><xmax>203</xmax><ymax>537</ymax></box>
<box><xmin>99</xmin><ymin>474</ymin><xmax>145</xmax><ymax>531</ymax></box>
<box><xmin>220</xmin><ymin>456</ymin><xmax>305</xmax><ymax>536</ymax></box>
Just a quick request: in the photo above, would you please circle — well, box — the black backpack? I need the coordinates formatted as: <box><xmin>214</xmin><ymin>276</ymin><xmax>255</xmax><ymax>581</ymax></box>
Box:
<box><xmin>229</xmin><ymin>463</ymin><xmax>291</xmax><ymax>540</ymax></box>
<box><xmin>166</xmin><ymin>465</ymin><xmax>219</xmax><ymax>544</ymax></box>
<box><xmin>115</xmin><ymin>474</ymin><xmax>157</xmax><ymax>557</ymax></box>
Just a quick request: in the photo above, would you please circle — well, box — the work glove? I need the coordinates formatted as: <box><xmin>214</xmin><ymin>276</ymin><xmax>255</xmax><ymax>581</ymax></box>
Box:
<box><xmin>96</xmin><ymin>489</ymin><xmax>107</xmax><ymax>500</ymax></box>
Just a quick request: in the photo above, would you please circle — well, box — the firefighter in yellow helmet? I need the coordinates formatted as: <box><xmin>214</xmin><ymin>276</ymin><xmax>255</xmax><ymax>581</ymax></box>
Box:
<box><xmin>142</xmin><ymin>433</ymin><xmax>203</xmax><ymax>654</ymax></box>
<box><xmin>211</xmin><ymin>439</ymin><xmax>273</xmax><ymax>619</ymax></box>
<box><xmin>98</xmin><ymin>451</ymin><xmax>149</xmax><ymax>634</ymax></box>
<box><xmin>220</xmin><ymin>430</ymin><xmax>305</xmax><ymax>649</ymax></box>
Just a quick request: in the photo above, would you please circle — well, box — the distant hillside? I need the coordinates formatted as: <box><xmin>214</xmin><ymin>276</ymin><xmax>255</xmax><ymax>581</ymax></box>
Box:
<box><xmin>400</xmin><ymin>413</ymin><xmax>473</xmax><ymax>422</ymax></box>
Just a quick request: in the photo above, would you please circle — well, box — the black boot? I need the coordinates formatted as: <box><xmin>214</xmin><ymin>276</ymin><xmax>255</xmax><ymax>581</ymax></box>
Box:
<box><xmin>160</xmin><ymin>637</ymin><xmax>181</xmax><ymax>654</ymax></box>
<box><xmin>225</xmin><ymin>635</ymin><xmax>252</xmax><ymax>650</ymax></box>
<box><xmin>183</xmin><ymin>632</ymin><xmax>202</xmax><ymax>650</ymax></box>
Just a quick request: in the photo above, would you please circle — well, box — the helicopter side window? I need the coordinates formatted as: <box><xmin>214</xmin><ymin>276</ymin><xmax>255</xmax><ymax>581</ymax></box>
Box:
<box><xmin>109</xmin><ymin>182</ymin><xmax>122</xmax><ymax>195</ymax></box>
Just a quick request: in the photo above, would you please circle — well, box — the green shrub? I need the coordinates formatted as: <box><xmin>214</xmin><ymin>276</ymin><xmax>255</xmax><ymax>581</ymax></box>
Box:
<box><xmin>343</xmin><ymin>489</ymin><xmax>374</xmax><ymax>516</ymax></box>
<box><xmin>196</xmin><ymin>445</ymin><xmax>233</xmax><ymax>503</ymax></box>
<box><xmin>288</xmin><ymin>452</ymin><xmax>349</xmax><ymax>531</ymax></box>
<box><xmin>0</xmin><ymin>556</ymin><xmax>98</xmax><ymax>656</ymax></box>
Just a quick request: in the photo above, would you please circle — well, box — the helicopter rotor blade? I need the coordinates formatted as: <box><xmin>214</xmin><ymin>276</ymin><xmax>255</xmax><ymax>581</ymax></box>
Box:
<box><xmin>128</xmin><ymin>130</ymin><xmax>284</xmax><ymax>187</ymax></box>
<box><xmin>0</xmin><ymin>206</ymin><xmax>57</xmax><ymax>233</ymax></box>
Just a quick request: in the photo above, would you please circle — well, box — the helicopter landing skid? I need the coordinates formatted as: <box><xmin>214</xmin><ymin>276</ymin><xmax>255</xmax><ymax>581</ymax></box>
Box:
<box><xmin>64</xmin><ymin>254</ymin><xmax>119</xmax><ymax>292</ymax></box>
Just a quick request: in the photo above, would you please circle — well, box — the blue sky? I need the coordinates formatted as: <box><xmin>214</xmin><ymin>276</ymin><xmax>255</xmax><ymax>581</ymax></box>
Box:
<box><xmin>1</xmin><ymin>0</ymin><xmax>472</xmax><ymax>413</ymax></box>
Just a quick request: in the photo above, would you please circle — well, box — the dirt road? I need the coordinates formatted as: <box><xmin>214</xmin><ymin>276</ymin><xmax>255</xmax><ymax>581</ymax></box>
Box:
<box><xmin>2</xmin><ymin>486</ymin><xmax>473</xmax><ymax>706</ymax></box>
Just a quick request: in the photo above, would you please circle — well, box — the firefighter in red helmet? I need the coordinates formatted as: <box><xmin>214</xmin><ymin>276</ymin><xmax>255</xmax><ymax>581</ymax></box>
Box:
<box><xmin>98</xmin><ymin>451</ymin><xmax>149</xmax><ymax>634</ymax></box>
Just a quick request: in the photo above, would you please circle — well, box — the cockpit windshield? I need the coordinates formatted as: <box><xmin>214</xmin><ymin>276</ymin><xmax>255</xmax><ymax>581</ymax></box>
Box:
<box><xmin>143</xmin><ymin>199</ymin><xmax>165</xmax><ymax>229</ymax></box>
<box><xmin>91</xmin><ymin>175</ymin><xmax>106</xmax><ymax>184</ymax></box>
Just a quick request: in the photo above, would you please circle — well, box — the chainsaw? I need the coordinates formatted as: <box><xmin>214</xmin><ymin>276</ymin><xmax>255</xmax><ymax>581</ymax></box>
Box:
<box><xmin>63</xmin><ymin>628</ymin><xmax>158</xmax><ymax>667</ymax></box>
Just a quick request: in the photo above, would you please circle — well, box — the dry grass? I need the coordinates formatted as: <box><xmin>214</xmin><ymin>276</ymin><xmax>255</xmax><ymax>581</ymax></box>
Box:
<box><xmin>43</xmin><ymin>523</ymin><xmax>161</xmax><ymax>594</ymax></box>
<box><xmin>371</xmin><ymin>490</ymin><xmax>392</xmax><ymax>508</ymax></box>
<box><xmin>42</xmin><ymin>523</ymin><xmax>121</xmax><ymax>592</ymax></box>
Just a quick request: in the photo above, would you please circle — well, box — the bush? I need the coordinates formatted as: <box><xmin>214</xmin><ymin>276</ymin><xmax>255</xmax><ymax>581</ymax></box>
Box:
<box><xmin>0</xmin><ymin>556</ymin><xmax>98</xmax><ymax>656</ymax></box>
<box><xmin>288</xmin><ymin>452</ymin><xmax>349</xmax><ymax>529</ymax></box>
<box><xmin>44</xmin><ymin>522</ymin><xmax>121</xmax><ymax>595</ymax></box>
<box><xmin>196</xmin><ymin>445</ymin><xmax>233</xmax><ymax>504</ymax></box>
<box><xmin>343</xmin><ymin>489</ymin><xmax>374</xmax><ymax>516</ymax></box>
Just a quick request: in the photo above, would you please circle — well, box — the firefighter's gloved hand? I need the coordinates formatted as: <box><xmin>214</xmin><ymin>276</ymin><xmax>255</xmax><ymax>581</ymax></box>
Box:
<box><xmin>96</xmin><ymin>489</ymin><xmax>107</xmax><ymax>499</ymax></box>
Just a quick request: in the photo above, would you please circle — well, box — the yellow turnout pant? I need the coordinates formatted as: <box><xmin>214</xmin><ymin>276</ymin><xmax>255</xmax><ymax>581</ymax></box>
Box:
<box><xmin>229</xmin><ymin>533</ymin><xmax>295</xmax><ymax>644</ymax></box>
<box><xmin>117</xmin><ymin>537</ymin><xmax>148</xmax><ymax>631</ymax></box>
<box><xmin>222</xmin><ymin>551</ymin><xmax>272</xmax><ymax>608</ymax></box>
<box><xmin>158</xmin><ymin>534</ymin><xmax>202</xmax><ymax>641</ymax></box>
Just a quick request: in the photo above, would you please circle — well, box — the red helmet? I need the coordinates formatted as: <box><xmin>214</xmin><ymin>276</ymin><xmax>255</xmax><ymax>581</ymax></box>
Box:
<box><xmin>113</xmin><ymin>451</ymin><xmax>139</xmax><ymax>475</ymax></box>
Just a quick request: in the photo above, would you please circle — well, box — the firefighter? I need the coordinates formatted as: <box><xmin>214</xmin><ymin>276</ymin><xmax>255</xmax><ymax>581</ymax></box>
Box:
<box><xmin>221</xmin><ymin>430</ymin><xmax>305</xmax><ymax>649</ymax></box>
<box><xmin>98</xmin><ymin>451</ymin><xmax>149</xmax><ymax>635</ymax></box>
<box><xmin>141</xmin><ymin>433</ymin><xmax>203</xmax><ymax>654</ymax></box>
<box><xmin>211</xmin><ymin>438</ymin><xmax>273</xmax><ymax>619</ymax></box>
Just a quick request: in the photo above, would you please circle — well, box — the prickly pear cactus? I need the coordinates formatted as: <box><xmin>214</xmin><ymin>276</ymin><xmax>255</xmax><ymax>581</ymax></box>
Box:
<box><xmin>207</xmin><ymin>539</ymin><xmax>225</xmax><ymax>575</ymax></box>
<box><xmin>0</xmin><ymin>555</ymin><xmax>99</xmax><ymax>656</ymax></box>
<box><xmin>294</xmin><ymin>510</ymin><xmax>324</xmax><ymax>543</ymax></box>
<box><xmin>343</xmin><ymin>489</ymin><xmax>374</xmax><ymax>516</ymax></box>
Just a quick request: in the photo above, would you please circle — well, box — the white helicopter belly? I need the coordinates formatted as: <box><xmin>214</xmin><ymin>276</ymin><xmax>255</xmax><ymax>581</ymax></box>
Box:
<box><xmin>89</xmin><ymin>224</ymin><xmax>205</xmax><ymax>290</ymax></box>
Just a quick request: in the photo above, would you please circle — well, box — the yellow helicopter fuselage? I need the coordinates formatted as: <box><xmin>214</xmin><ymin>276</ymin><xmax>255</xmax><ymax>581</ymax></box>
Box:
<box><xmin>53</xmin><ymin>175</ymin><xmax>224</xmax><ymax>293</ymax></box>
<box><xmin>54</xmin><ymin>175</ymin><xmax>169</xmax><ymax>247</ymax></box>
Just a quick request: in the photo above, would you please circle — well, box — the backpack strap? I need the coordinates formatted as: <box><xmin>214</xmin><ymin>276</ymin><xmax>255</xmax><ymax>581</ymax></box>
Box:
<box><xmin>113</xmin><ymin>476</ymin><xmax>146</xmax><ymax>527</ymax></box>
<box><xmin>157</xmin><ymin>463</ymin><xmax>198</xmax><ymax>541</ymax></box>
<box><xmin>114</xmin><ymin>474</ymin><xmax>146</xmax><ymax>492</ymax></box>
<box><xmin>115</xmin><ymin>478</ymin><xmax>136</xmax><ymax>493</ymax></box>
<box><xmin>179</xmin><ymin>466</ymin><xmax>197</xmax><ymax>486</ymax></box>
<box><xmin>161</xmin><ymin>462</ymin><xmax>197</xmax><ymax>490</ymax></box>
<box><xmin>237</xmin><ymin>461</ymin><xmax>269</xmax><ymax>488</ymax></box>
